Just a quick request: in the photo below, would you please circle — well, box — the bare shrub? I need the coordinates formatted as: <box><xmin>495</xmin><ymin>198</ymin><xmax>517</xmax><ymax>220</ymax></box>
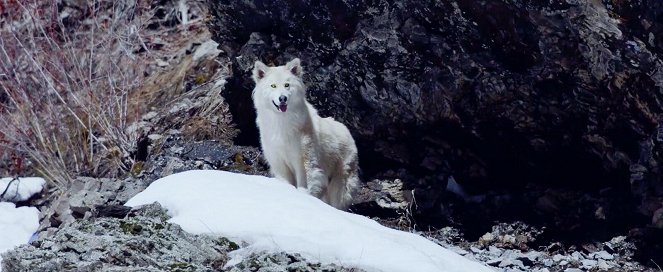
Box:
<box><xmin>0</xmin><ymin>0</ymin><xmax>157</xmax><ymax>187</ymax></box>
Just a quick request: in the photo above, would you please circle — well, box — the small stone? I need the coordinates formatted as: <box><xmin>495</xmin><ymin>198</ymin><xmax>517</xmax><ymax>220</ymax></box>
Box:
<box><xmin>148</xmin><ymin>134</ymin><xmax>163</xmax><ymax>141</ymax></box>
<box><xmin>502</xmin><ymin>234</ymin><xmax>517</xmax><ymax>244</ymax></box>
<box><xmin>142</xmin><ymin>111</ymin><xmax>158</xmax><ymax>120</ymax></box>
<box><xmin>452</xmin><ymin>248</ymin><xmax>469</xmax><ymax>256</ymax></box>
<box><xmin>522</xmin><ymin>251</ymin><xmax>542</xmax><ymax>262</ymax></box>
<box><xmin>553</xmin><ymin>254</ymin><xmax>565</xmax><ymax>262</ymax></box>
<box><xmin>516</xmin><ymin>257</ymin><xmax>535</xmax><ymax>267</ymax></box>
<box><xmin>581</xmin><ymin>259</ymin><xmax>598</xmax><ymax>268</ymax></box>
<box><xmin>488</xmin><ymin>246</ymin><xmax>502</xmax><ymax>256</ymax></box>
<box><xmin>593</xmin><ymin>250</ymin><xmax>614</xmax><ymax>260</ymax></box>
<box><xmin>559</xmin><ymin>261</ymin><xmax>569</xmax><ymax>266</ymax></box>
<box><xmin>479</xmin><ymin>233</ymin><xmax>495</xmax><ymax>245</ymax></box>
<box><xmin>170</xmin><ymin>146</ymin><xmax>184</xmax><ymax>154</ymax></box>
<box><xmin>564</xmin><ymin>269</ymin><xmax>583</xmax><ymax>272</ymax></box>
<box><xmin>543</xmin><ymin>259</ymin><xmax>554</xmax><ymax>267</ymax></box>
<box><xmin>598</xmin><ymin>259</ymin><xmax>611</xmax><ymax>270</ymax></box>
<box><xmin>534</xmin><ymin>269</ymin><xmax>550</xmax><ymax>272</ymax></box>
<box><xmin>499</xmin><ymin>259</ymin><xmax>524</xmax><ymax>268</ymax></box>
<box><xmin>487</xmin><ymin>258</ymin><xmax>503</xmax><ymax>266</ymax></box>
<box><xmin>192</xmin><ymin>40</ymin><xmax>221</xmax><ymax>61</ymax></box>
<box><xmin>546</xmin><ymin>242</ymin><xmax>562</xmax><ymax>253</ymax></box>
<box><xmin>570</xmin><ymin>251</ymin><xmax>583</xmax><ymax>261</ymax></box>
<box><xmin>156</xmin><ymin>59</ymin><xmax>169</xmax><ymax>67</ymax></box>
<box><xmin>610</xmin><ymin>236</ymin><xmax>626</xmax><ymax>245</ymax></box>
<box><xmin>167</xmin><ymin>129</ymin><xmax>181</xmax><ymax>135</ymax></box>
<box><xmin>470</xmin><ymin>246</ymin><xmax>482</xmax><ymax>254</ymax></box>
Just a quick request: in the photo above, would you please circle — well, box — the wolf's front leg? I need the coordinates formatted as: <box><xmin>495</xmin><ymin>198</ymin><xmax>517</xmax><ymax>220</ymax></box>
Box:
<box><xmin>300</xmin><ymin>135</ymin><xmax>327</xmax><ymax>198</ymax></box>
<box><xmin>269</xmin><ymin>159</ymin><xmax>296</xmax><ymax>187</ymax></box>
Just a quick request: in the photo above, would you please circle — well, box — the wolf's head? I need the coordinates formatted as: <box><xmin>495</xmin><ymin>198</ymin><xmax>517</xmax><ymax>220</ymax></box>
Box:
<box><xmin>251</xmin><ymin>58</ymin><xmax>305</xmax><ymax>113</ymax></box>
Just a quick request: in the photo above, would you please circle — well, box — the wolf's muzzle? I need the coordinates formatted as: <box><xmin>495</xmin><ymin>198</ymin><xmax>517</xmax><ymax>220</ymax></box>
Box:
<box><xmin>273</xmin><ymin>101</ymin><xmax>288</xmax><ymax>112</ymax></box>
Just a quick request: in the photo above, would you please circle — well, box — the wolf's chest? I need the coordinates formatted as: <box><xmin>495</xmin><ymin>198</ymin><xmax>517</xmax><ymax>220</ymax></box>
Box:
<box><xmin>263</xmin><ymin>133</ymin><xmax>301</xmax><ymax>150</ymax></box>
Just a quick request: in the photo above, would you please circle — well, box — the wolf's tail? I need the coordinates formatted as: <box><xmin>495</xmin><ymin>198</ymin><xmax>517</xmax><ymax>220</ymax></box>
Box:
<box><xmin>328</xmin><ymin>155</ymin><xmax>360</xmax><ymax>210</ymax></box>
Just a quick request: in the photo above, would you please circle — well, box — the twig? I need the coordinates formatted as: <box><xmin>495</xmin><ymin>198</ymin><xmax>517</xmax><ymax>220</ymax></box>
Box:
<box><xmin>0</xmin><ymin>177</ymin><xmax>19</xmax><ymax>201</ymax></box>
<box><xmin>652</xmin><ymin>259</ymin><xmax>662</xmax><ymax>271</ymax></box>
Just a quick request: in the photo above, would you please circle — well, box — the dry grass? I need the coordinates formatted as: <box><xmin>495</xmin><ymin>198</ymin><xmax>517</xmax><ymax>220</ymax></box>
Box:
<box><xmin>0</xmin><ymin>0</ymin><xmax>219</xmax><ymax>188</ymax></box>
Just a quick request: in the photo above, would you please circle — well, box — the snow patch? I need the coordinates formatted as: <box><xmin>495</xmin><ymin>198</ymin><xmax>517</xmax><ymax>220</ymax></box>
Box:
<box><xmin>0</xmin><ymin>202</ymin><xmax>40</xmax><ymax>271</ymax></box>
<box><xmin>0</xmin><ymin>177</ymin><xmax>46</xmax><ymax>202</ymax></box>
<box><xmin>126</xmin><ymin>170</ymin><xmax>493</xmax><ymax>272</ymax></box>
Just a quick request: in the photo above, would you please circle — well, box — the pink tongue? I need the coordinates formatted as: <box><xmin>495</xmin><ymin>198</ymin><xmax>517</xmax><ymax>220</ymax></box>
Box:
<box><xmin>279</xmin><ymin>105</ymin><xmax>287</xmax><ymax>112</ymax></box>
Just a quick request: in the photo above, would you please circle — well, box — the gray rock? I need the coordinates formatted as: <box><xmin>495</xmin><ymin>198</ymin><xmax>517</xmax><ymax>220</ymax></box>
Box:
<box><xmin>470</xmin><ymin>246</ymin><xmax>483</xmax><ymax>254</ymax></box>
<box><xmin>522</xmin><ymin>251</ymin><xmax>542</xmax><ymax>262</ymax></box>
<box><xmin>37</xmin><ymin>176</ymin><xmax>150</xmax><ymax>232</ymax></box>
<box><xmin>452</xmin><ymin>248</ymin><xmax>470</xmax><ymax>256</ymax></box>
<box><xmin>570</xmin><ymin>251</ymin><xmax>584</xmax><ymax>261</ymax></box>
<box><xmin>581</xmin><ymin>259</ymin><xmax>598</xmax><ymax>269</ymax></box>
<box><xmin>479</xmin><ymin>232</ymin><xmax>496</xmax><ymax>247</ymax></box>
<box><xmin>351</xmin><ymin>178</ymin><xmax>409</xmax><ymax>223</ymax></box>
<box><xmin>1</xmin><ymin>203</ymin><xmax>231</xmax><ymax>272</ymax></box>
<box><xmin>543</xmin><ymin>259</ymin><xmax>554</xmax><ymax>267</ymax></box>
<box><xmin>225</xmin><ymin>252</ymin><xmax>365</xmax><ymax>272</ymax></box>
<box><xmin>592</xmin><ymin>250</ymin><xmax>615</xmax><ymax>260</ymax></box>
<box><xmin>147</xmin><ymin>140</ymin><xmax>268</xmax><ymax>181</ymax></box>
<box><xmin>67</xmin><ymin>176</ymin><xmax>145</xmax><ymax>208</ymax></box>
<box><xmin>517</xmin><ymin>251</ymin><xmax>541</xmax><ymax>267</ymax></box>
<box><xmin>597</xmin><ymin>259</ymin><xmax>613</xmax><ymax>270</ymax></box>
<box><xmin>488</xmin><ymin>246</ymin><xmax>502</xmax><ymax>256</ymax></box>
<box><xmin>193</xmin><ymin>40</ymin><xmax>222</xmax><ymax>62</ymax></box>
<box><xmin>486</xmin><ymin>258</ymin><xmax>503</xmax><ymax>266</ymax></box>
<box><xmin>160</xmin><ymin>156</ymin><xmax>187</xmax><ymax>177</ymax></box>
<box><xmin>498</xmin><ymin>258</ymin><xmax>524</xmax><ymax>268</ymax></box>
<box><xmin>552</xmin><ymin>254</ymin><xmax>566</xmax><ymax>262</ymax></box>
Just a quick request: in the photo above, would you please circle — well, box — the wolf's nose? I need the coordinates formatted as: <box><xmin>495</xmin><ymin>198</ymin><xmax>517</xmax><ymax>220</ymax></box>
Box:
<box><xmin>279</xmin><ymin>95</ymin><xmax>287</xmax><ymax>103</ymax></box>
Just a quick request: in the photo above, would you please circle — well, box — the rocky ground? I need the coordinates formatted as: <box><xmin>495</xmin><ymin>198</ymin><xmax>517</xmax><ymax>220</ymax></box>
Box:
<box><xmin>3</xmin><ymin>203</ymin><xmax>232</xmax><ymax>272</ymax></box>
<box><xmin>430</xmin><ymin>225</ymin><xmax>656</xmax><ymax>272</ymax></box>
<box><xmin>353</xmin><ymin>176</ymin><xmax>661</xmax><ymax>272</ymax></box>
<box><xmin>4</xmin><ymin>135</ymin><xmax>660</xmax><ymax>271</ymax></box>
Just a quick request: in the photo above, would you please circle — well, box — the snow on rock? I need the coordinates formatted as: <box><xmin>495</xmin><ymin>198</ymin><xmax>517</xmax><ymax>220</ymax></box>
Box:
<box><xmin>125</xmin><ymin>170</ymin><xmax>494</xmax><ymax>272</ymax></box>
<box><xmin>0</xmin><ymin>202</ymin><xmax>40</xmax><ymax>271</ymax></box>
<box><xmin>0</xmin><ymin>177</ymin><xmax>46</xmax><ymax>202</ymax></box>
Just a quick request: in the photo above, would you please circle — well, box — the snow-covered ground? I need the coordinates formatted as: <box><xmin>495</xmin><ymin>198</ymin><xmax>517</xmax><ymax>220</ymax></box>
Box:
<box><xmin>0</xmin><ymin>177</ymin><xmax>46</xmax><ymax>202</ymax></box>
<box><xmin>0</xmin><ymin>177</ymin><xmax>44</xmax><ymax>272</ymax></box>
<box><xmin>126</xmin><ymin>170</ymin><xmax>494</xmax><ymax>272</ymax></box>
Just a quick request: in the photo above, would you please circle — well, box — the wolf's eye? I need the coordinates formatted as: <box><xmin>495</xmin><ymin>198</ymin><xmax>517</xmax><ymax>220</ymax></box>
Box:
<box><xmin>284</xmin><ymin>83</ymin><xmax>290</xmax><ymax>87</ymax></box>
<box><xmin>270</xmin><ymin>84</ymin><xmax>276</xmax><ymax>88</ymax></box>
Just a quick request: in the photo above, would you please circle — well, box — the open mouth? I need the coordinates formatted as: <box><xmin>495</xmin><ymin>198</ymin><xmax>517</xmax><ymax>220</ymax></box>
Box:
<box><xmin>272</xmin><ymin>101</ymin><xmax>287</xmax><ymax>112</ymax></box>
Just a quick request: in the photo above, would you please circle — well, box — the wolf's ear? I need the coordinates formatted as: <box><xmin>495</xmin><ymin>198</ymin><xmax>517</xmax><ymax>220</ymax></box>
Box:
<box><xmin>252</xmin><ymin>61</ymin><xmax>268</xmax><ymax>83</ymax></box>
<box><xmin>286</xmin><ymin>58</ymin><xmax>302</xmax><ymax>77</ymax></box>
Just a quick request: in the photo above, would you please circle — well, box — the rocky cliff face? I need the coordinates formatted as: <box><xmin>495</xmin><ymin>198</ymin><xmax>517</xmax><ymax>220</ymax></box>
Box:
<box><xmin>207</xmin><ymin>0</ymin><xmax>663</xmax><ymax>222</ymax></box>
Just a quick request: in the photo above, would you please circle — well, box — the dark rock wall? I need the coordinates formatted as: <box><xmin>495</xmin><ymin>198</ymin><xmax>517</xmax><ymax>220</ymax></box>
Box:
<box><xmin>207</xmin><ymin>0</ymin><xmax>663</xmax><ymax>217</ymax></box>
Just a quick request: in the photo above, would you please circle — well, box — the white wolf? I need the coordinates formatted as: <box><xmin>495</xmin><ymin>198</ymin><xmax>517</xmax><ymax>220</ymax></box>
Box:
<box><xmin>251</xmin><ymin>58</ymin><xmax>359</xmax><ymax>210</ymax></box>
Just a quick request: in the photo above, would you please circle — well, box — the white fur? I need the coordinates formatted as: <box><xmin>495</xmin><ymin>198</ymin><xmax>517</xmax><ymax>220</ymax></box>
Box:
<box><xmin>251</xmin><ymin>58</ymin><xmax>359</xmax><ymax>210</ymax></box>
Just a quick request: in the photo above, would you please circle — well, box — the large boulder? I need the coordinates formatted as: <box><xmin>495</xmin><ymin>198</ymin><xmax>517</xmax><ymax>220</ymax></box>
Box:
<box><xmin>207</xmin><ymin>0</ymin><xmax>663</xmax><ymax>220</ymax></box>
